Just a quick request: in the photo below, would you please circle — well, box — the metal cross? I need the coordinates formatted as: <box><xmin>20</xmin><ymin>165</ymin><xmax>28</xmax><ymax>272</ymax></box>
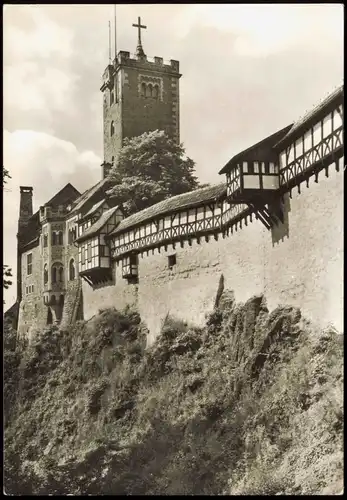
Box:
<box><xmin>132</xmin><ymin>16</ymin><xmax>147</xmax><ymax>46</ymax></box>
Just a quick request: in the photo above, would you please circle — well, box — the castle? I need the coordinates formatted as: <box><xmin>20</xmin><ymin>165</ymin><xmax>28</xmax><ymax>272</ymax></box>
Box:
<box><xmin>15</xmin><ymin>19</ymin><xmax>344</xmax><ymax>344</ymax></box>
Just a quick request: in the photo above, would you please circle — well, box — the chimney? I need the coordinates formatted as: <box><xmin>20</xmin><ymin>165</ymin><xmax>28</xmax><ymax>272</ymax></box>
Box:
<box><xmin>18</xmin><ymin>186</ymin><xmax>33</xmax><ymax>232</ymax></box>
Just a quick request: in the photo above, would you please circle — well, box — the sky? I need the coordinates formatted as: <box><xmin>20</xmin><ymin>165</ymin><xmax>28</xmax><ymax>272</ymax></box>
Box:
<box><xmin>3</xmin><ymin>3</ymin><xmax>344</xmax><ymax>306</ymax></box>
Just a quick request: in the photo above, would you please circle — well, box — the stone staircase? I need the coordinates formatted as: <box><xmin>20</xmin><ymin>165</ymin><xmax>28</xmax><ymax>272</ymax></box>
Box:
<box><xmin>60</xmin><ymin>278</ymin><xmax>82</xmax><ymax>329</ymax></box>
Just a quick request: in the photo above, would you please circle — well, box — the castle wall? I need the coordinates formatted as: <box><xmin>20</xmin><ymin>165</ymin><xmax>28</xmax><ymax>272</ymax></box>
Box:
<box><xmin>81</xmin><ymin>164</ymin><xmax>343</xmax><ymax>345</ymax></box>
<box><xmin>17</xmin><ymin>244</ymin><xmax>48</xmax><ymax>339</ymax></box>
<box><xmin>81</xmin><ymin>263</ymin><xmax>138</xmax><ymax>321</ymax></box>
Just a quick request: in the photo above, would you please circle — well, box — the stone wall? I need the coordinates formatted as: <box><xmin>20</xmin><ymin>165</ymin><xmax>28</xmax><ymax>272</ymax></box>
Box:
<box><xmin>81</xmin><ymin>263</ymin><xmax>138</xmax><ymax>321</ymax></box>
<box><xmin>17</xmin><ymin>244</ymin><xmax>48</xmax><ymax>338</ymax></box>
<box><xmin>81</xmin><ymin>164</ymin><xmax>343</xmax><ymax>345</ymax></box>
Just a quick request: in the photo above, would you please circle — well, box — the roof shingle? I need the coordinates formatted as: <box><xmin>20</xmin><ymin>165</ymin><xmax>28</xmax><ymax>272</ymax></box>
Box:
<box><xmin>76</xmin><ymin>206</ymin><xmax>120</xmax><ymax>243</ymax></box>
<box><xmin>108</xmin><ymin>183</ymin><xmax>226</xmax><ymax>237</ymax></box>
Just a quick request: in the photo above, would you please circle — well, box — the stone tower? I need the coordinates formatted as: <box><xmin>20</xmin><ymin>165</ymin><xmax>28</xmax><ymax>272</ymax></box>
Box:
<box><xmin>100</xmin><ymin>16</ymin><xmax>181</xmax><ymax>179</ymax></box>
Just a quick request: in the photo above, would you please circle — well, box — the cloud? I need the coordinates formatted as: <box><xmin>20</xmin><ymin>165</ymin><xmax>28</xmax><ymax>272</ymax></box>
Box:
<box><xmin>3</xmin><ymin>129</ymin><xmax>101</xmax><ymax>306</ymax></box>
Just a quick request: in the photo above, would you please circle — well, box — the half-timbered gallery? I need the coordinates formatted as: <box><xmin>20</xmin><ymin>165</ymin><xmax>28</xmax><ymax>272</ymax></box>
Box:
<box><xmin>14</xmin><ymin>14</ymin><xmax>343</xmax><ymax>345</ymax></box>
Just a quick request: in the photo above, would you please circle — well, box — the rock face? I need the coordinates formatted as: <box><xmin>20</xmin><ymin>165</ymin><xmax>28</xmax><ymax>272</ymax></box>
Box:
<box><xmin>4</xmin><ymin>293</ymin><xmax>343</xmax><ymax>496</ymax></box>
<box><xmin>60</xmin><ymin>279</ymin><xmax>82</xmax><ymax>329</ymax></box>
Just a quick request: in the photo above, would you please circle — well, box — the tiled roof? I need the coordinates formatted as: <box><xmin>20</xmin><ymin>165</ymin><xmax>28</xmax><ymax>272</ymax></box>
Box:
<box><xmin>69</xmin><ymin>179</ymin><xmax>111</xmax><ymax>216</ymax></box>
<box><xmin>108</xmin><ymin>183</ymin><xmax>226</xmax><ymax>236</ymax></box>
<box><xmin>219</xmin><ymin>124</ymin><xmax>292</xmax><ymax>175</ymax></box>
<box><xmin>75</xmin><ymin>206</ymin><xmax>120</xmax><ymax>243</ymax></box>
<box><xmin>80</xmin><ymin>198</ymin><xmax>108</xmax><ymax>221</ymax></box>
<box><xmin>275</xmin><ymin>84</ymin><xmax>344</xmax><ymax>147</ymax></box>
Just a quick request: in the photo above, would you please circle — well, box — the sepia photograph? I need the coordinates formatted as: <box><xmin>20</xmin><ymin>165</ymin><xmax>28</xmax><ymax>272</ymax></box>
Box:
<box><xmin>3</xmin><ymin>3</ymin><xmax>343</xmax><ymax>495</ymax></box>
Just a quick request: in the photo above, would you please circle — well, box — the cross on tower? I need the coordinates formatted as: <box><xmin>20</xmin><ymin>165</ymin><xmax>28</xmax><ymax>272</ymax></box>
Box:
<box><xmin>132</xmin><ymin>16</ymin><xmax>147</xmax><ymax>58</ymax></box>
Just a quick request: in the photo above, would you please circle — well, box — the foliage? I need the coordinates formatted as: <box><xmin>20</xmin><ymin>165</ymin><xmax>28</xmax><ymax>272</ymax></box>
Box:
<box><xmin>4</xmin><ymin>297</ymin><xmax>343</xmax><ymax>495</ymax></box>
<box><xmin>3</xmin><ymin>167</ymin><xmax>13</xmax><ymax>296</ymax></box>
<box><xmin>106</xmin><ymin>130</ymin><xmax>199</xmax><ymax>215</ymax></box>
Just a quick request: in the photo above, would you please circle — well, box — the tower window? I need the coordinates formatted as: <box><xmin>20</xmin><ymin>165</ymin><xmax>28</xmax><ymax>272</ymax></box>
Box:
<box><xmin>110</xmin><ymin>90</ymin><xmax>114</xmax><ymax>106</ymax></box>
<box><xmin>141</xmin><ymin>82</ymin><xmax>146</xmax><ymax>97</ymax></box>
<box><xmin>110</xmin><ymin>121</ymin><xmax>115</xmax><ymax>136</ymax></box>
<box><xmin>27</xmin><ymin>253</ymin><xmax>33</xmax><ymax>275</ymax></box>
<box><xmin>153</xmin><ymin>85</ymin><xmax>159</xmax><ymax>99</ymax></box>
<box><xmin>58</xmin><ymin>231</ymin><xmax>63</xmax><ymax>245</ymax></box>
<box><xmin>43</xmin><ymin>234</ymin><xmax>48</xmax><ymax>247</ymax></box>
<box><xmin>146</xmin><ymin>84</ymin><xmax>153</xmax><ymax>98</ymax></box>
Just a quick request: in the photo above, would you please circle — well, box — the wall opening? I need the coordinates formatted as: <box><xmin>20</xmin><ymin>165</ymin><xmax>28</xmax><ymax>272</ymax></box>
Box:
<box><xmin>168</xmin><ymin>254</ymin><xmax>177</xmax><ymax>269</ymax></box>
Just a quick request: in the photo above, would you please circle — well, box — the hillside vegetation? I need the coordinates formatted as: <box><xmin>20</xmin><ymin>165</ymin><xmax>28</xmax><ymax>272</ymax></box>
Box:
<box><xmin>4</xmin><ymin>291</ymin><xmax>343</xmax><ymax>495</ymax></box>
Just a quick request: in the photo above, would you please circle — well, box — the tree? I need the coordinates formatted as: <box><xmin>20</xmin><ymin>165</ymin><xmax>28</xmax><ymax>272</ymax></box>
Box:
<box><xmin>106</xmin><ymin>130</ymin><xmax>200</xmax><ymax>215</ymax></box>
<box><xmin>3</xmin><ymin>167</ymin><xmax>13</xmax><ymax>295</ymax></box>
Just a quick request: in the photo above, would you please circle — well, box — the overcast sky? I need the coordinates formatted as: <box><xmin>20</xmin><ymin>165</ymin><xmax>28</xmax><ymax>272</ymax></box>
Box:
<box><xmin>3</xmin><ymin>3</ymin><xmax>343</xmax><ymax>306</ymax></box>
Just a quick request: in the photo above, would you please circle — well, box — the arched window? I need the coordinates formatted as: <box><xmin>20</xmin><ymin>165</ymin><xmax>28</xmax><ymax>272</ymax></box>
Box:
<box><xmin>59</xmin><ymin>294</ymin><xmax>64</xmax><ymax>306</ymax></box>
<box><xmin>58</xmin><ymin>231</ymin><xmax>63</xmax><ymax>245</ymax></box>
<box><xmin>52</xmin><ymin>267</ymin><xmax>57</xmax><ymax>283</ymax></box>
<box><xmin>44</xmin><ymin>264</ymin><xmax>48</xmax><ymax>285</ymax></box>
<box><xmin>51</xmin><ymin>295</ymin><xmax>56</xmax><ymax>305</ymax></box>
<box><xmin>110</xmin><ymin>121</ymin><xmax>115</xmax><ymax>136</ymax></box>
<box><xmin>141</xmin><ymin>82</ymin><xmax>146</xmax><ymax>97</ymax></box>
<box><xmin>58</xmin><ymin>267</ymin><xmax>64</xmax><ymax>282</ymax></box>
<box><xmin>69</xmin><ymin>259</ymin><xmax>76</xmax><ymax>281</ymax></box>
<box><xmin>146</xmin><ymin>84</ymin><xmax>153</xmax><ymax>98</ymax></box>
<box><xmin>52</xmin><ymin>232</ymin><xmax>57</xmax><ymax>246</ymax></box>
<box><xmin>110</xmin><ymin>90</ymin><xmax>114</xmax><ymax>106</ymax></box>
<box><xmin>43</xmin><ymin>234</ymin><xmax>48</xmax><ymax>247</ymax></box>
<box><xmin>153</xmin><ymin>85</ymin><xmax>159</xmax><ymax>99</ymax></box>
<box><xmin>47</xmin><ymin>308</ymin><xmax>53</xmax><ymax>325</ymax></box>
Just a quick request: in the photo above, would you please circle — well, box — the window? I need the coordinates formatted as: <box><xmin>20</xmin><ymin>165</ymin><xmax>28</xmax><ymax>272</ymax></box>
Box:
<box><xmin>168</xmin><ymin>254</ymin><xmax>176</xmax><ymax>268</ymax></box>
<box><xmin>58</xmin><ymin>267</ymin><xmax>64</xmax><ymax>282</ymax></box>
<box><xmin>110</xmin><ymin>121</ymin><xmax>115</xmax><ymax>136</ymax></box>
<box><xmin>141</xmin><ymin>82</ymin><xmax>146</xmax><ymax>97</ymax></box>
<box><xmin>110</xmin><ymin>90</ymin><xmax>114</xmax><ymax>106</ymax></box>
<box><xmin>58</xmin><ymin>231</ymin><xmax>63</xmax><ymax>246</ymax></box>
<box><xmin>43</xmin><ymin>234</ymin><xmax>48</xmax><ymax>247</ymax></box>
<box><xmin>44</xmin><ymin>264</ymin><xmax>48</xmax><ymax>285</ymax></box>
<box><xmin>69</xmin><ymin>259</ymin><xmax>76</xmax><ymax>281</ymax></box>
<box><xmin>81</xmin><ymin>246</ymin><xmax>86</xmax><ymax>265</ymax></box>
<box><xmin>52</xmin><ymin>232</ymin><xmax>57</xmax><ymax>246</ymax></box>
<box><xmin>111</xmin><ymin>156</ymin><xmax>115</xmax><ymax>165</ymax></box>
<box><xmin>87</xmin><ymin>242</ymin><xmax>92</xmax><ymax>262</ymax></box>
<box><xmin>153</xmin><ymin>85</ymin><xmax>159</xmax><ymax>99</ymax></box>
<box><xmin>243</xmin><ymin>162</ymin><xmax>248</xmax><ymax>173</ymax></box>
<box><xmin>253</xmin><ymin>162</ymin><xmax>259</xmax><ymax>174</ymax></box>
<box><xmin>52</xmin><ymin>267</ymin><xmax>57</xmax><ymax>283</ymax></box>
<box><xmin>100</xmin><ymin>246</ymin><xmax>105</xmax><ymax>257</ymax></box>
<box><xmin>146</xmin><ymin>84</ymin><xmax>153</xmax><ymax>98</ymax></box>
<box><xmin>27</xmin><ymin>253</ymin><xmax>32</xmax><ymax>275</ymax></box>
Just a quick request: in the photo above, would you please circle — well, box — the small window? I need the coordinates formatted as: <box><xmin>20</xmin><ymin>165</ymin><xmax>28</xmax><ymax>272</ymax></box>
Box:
<box><xmin>32</xmin><ymin>285</ymin><xmax>34</xmax><ymax>293</ymax></box>
<box><xmin>27</xmin><ymin>253</ymin><xmax>32</xmax><ymax>275</ymax></box>
<box><xmin>141</xmin><ymin>82</ymin><xmax>146</xmax><ymax>97</ymax></box>
<box><xmin>243</xmin><ymin>162</ymin><xmax>248</xmax><ymax>173</ymax></box>
<box><xmin>58</xmin><ymin>267</ymin><xmax>64</xmax><ymax>282</ymax></box>
<box><xmin>58</xmin><ymin>231</ymin><xmax>63</xmax><ymax>246</ymax></box>
<box><xmin>52</xmin><ymin>267</ymin><xmax>57</xmax><ymax>283</ymax></box>
<box><xmin>69</xmin><ymin>259</ymin><xmax>76</xmax><ymax>281</ymax></box>
<box><xmin>87</xmin><ymin>243</ymin><xmax>92</xmax><ymax>262</ymax></box>
<box><xmin>52</xmin><ymin>232</ymin><xmax>57</xmax><ymax>246</ymax></box>
<box><xmin>26</xmin><ymin>286</ymin><xmax>28</xmax><ymax>294</ymax></box>
<box><xmin>110</xmin><ymin>121</ymin><xmax>115</xmax><ymax>137</ymax></box>
<box><xmin>43</xmin><ymin>234</ymin><xmax>48</xmax><ymax>247</ymax></box>
<box><xmin>168</xmin><ymin>254</ymin><xmax>176</xmax><ymax>268</ymax></box>
<box><xmin>153</xmin><ymin>85</ymin><xmax>159</xmax><ymax>99</ymax></box>
<box><xmin>100</xmin><ymin>246</ymin><xmax>105</xmax><ymax>257</ymax></box>
<box><xmin>254</xmin><ymin>162</ymin><xmax>259</xmax><ymax>174</ymax></box>
<box><xmin>110</xmin><ymin>90</ymin><xmax>114</xmax><ymax>106</ymax></box>
<box><xmin>44</xmin><ymin>264</ymin><xmax>48</xmax><ymax>285</ymax></box>
<box><xmin>146</xmin><ymin>84</ymin><xmax>153</xmax><ymax>98</ymax></box>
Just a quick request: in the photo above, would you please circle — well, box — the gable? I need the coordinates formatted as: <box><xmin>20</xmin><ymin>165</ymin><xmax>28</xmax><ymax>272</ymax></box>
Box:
<box><xmin>46</xmin><ymin>183</ymin><xmax>81</xmax><ymax>209</ymax></box>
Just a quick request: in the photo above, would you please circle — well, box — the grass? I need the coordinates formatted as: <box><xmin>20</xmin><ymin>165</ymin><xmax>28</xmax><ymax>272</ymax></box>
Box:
<box><xmin>3</xmin><ymin>293</ymin><xmax>344</xmax><ymax>495</ymax></box>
